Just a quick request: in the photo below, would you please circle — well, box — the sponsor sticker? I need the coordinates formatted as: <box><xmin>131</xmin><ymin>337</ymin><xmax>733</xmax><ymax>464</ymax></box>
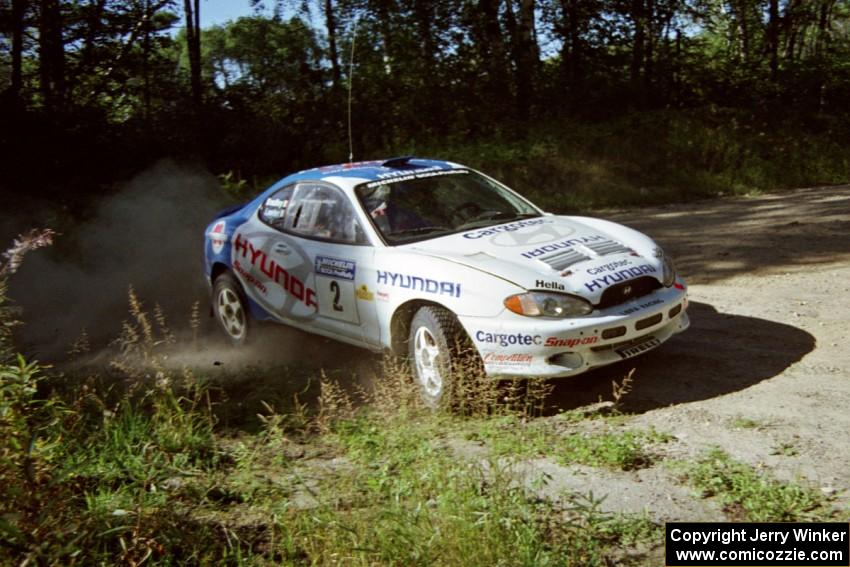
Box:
<box><xmin>365</xmin><ymin>168</ymin><xmax>467</xmax><ymax>188</ymax></box>
<box><xmin>544</xmin><ymin>336</ymin><xmax>598</xmax><ymax>348</ymax></box>
<box><xmin>475</xmin><ymin>331</ymin><xmax>542</xmax><ymax>347</ymax></box>
<box><xmin>376</xmin><ymin>291</ymin><xmax>390</xmax><ymax>302</ymax></box>
<box><xmin>234</xmin><ymin>259</ymin><xmax>267</xmax><ymax>294</ymax></box>
<box><xmin>463</xmin><ymin>218</ymin><xmax>551</xmax><ymax>241</ymax></box>
<box><xmin>483</xmin><ymin>352</ymin><xmax>534</xmax><ymax>366</ymax></box>
<box><xmin>619</xmin><ymin>298</ymin><xmax>664</xmax><ymax>316</ymax></box>
<box><xmin>233</xmin><ymin>233</ymin><xmax>317</xmax><ymax>309</ymax></box>
<box><xmin>584</xmin><ymin>264</ymin><xmax>657</xmax><ymax>293</ymax></box>
<box><xmin>209</xmin><ymin>221</ymin><xmax>226</xmax><ymax>254</ymax></box>
<box><xmin>521</xmin><ymin>235</ymin><xmax>607</xmax><ymax>259</ymax></box>
<box><xmin>355</xmin><ymin>284</ymin><xmax>374</xmax><ymax>301</ymax></box>
<box><xmin>534</xmin><ymin>280</ymin><xmax>565</xmax><ymax>291</ymax></box>
<box><xmin>317</xmin><ymin>160</ymin><xmax>383</xmax><ymax>173</ymax></box>
<box><xmin>315</xmin><ymin>256</ymin><xmax>356</xmax><ymax>281</ymax></box>
<box><xmin>586</xmin><ymin>259</ymin><xmax>632</xmax><ymax>275</ymax></box>
<box><xmin>377</xmin><ymin>270</ymin><xmax>461</xmax><ymax>298</ymax></box>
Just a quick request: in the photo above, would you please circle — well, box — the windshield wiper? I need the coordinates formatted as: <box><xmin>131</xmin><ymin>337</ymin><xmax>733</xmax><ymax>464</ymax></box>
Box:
<box><xmin>392</xmin><ymin>226</ymin><xmax>451</xmax><ymax>236</ymax></box>
<box><xmin>484</xmin><ymin>211</ymin><xmax>539</xmax><ymax>221</ymax></box>
<box><xmin>389</xmin><ymin>226</ymin><xmax>454</xmax><ymax>243</ymax></box>
<box><xmin>458</xmin><ymin>212</ymin><xmax>540</xmax><ymax>230</ymax></box>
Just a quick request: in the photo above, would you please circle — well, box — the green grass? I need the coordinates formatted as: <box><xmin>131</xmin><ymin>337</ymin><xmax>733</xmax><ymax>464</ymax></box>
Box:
<box><xmin>0</xmin><ymin>354</ymin><xmax>665</xmax><ymax>565</ymax></box>
<box><xmin>728</xmin><ymin>416</ymin><xmax>764</xmax><ymax>430</ymax></box>
<box><xmin>304</xmin><ymin>409</ymin><xmax>661</xmax><ymax>566</ymax></box>
<box><xmin>462</xmin><ymin>413</ymin><xmax>672</xmax><ymax>471</ymax></box>
<box><xmin>678</xmin><ymin>448</ymin><xmax>831</xmax><ymax>522</ymax></box>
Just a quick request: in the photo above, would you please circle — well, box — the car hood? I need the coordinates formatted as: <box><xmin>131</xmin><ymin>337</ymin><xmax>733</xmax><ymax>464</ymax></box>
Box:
<box><xmin>404</xmin><ymin>215</ymin><xmax>664</xmax><ymax>304</ymax></box>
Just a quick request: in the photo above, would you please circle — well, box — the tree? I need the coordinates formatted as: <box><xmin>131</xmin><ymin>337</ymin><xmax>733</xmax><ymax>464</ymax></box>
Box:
<box><xmin>8</xmin><ymin>0</ymin><xmax>27</xmax><ymax>99</ymax></box>
<box><xmin>39</xmin><ymin>0</ymin><xmax>65</xmax><ymax>111</ymax></box>
<box><xmin>183</xmin><ymin>0</ymin><xmax>201</xmax><ymax>106</ymax></box>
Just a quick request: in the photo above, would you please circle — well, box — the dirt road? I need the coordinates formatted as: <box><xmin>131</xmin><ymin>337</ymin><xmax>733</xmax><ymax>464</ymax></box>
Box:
<box><xmin>168</xmin><ymin>184</ymin><xmax>850</xmax><ymax>524</ymax></box>
<box><xmin>530</xmin><ymin>184</ymin><xmax>850</xmax><ymax>521</ymax></box>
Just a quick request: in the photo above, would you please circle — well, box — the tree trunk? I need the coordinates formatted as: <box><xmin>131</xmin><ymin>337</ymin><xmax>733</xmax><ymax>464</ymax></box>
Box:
<box><xmin>767</xmin><ymin>0</ymin><xmax>779</xmax><ymax>80</ymax></box>
<box><xmin>514</xmin><ymin>0</ymin><xmax>537</xmax><ymax>122</ymax></box>
<box><xmin>644</xmin><ymin>0</ymin><xmax>654</xmax><ymax>91</ymax></box>
<box><xmin>815</xmin><ymin>0</ymin><xmax>835</xmax><ymax>56</ymax></box>
<box><xmin>479</xmin><ymin>0</ymin><xmax>508</xmax><ymax>113</ymax></box>
<box><xmin>567</xmin><ymin>0</ymin><xmax>584</xmax><ymax>85</ymax></box>
<box><xmin>414</xmin><ymin>0</ymin><xmax>435</xmax><ymax>67</ymax></box>
<box><xmin>815</xmin><ymin>0</ymin><xmax>835</xmax><ymax>111</ymax></box>
<box><xmin>782</xmin><ymin>0</ymin><xmax>803</xmax><ymax>60</ymax></box>
<box><xmin>372</xmin><ymin>0</ymin><xmax>395</xmax><ymax>73</ymax></box>
<box><xmin>631</xmin><ymin>0</ymin><xmax>645</xmax><ymax>90</ymax></box>
<box><xmin>184</xmin><ymin>0</ymin><xmax>202</xmax><ymax>106</ymax></box>
<box><xmin>80</xmin><ymin>0</ymin><xmax>106</xmax><ymax>75</ymax></box>
<box><xmin>10</xmin><ymin>0</ymin><xmax>25</xmax><ymax>98</ymax></box>
<box><xmin>39</xmin><ymin>0</ymin><xmax>65</xmax><ymax>111</ymax></box>
<box><xmin>143</xmin><ymin>0</ymin><xmax>152</xmax><ymax>121</ymax></box>
<box><xmin>324</xmin><ymin>0</ymin><xmax>341</xmax><ymax>88</ymax></box>
<box><xmin>734</xmin><ymin>0</ymin><xmax>750</xmax><ymax>63</ymax></box>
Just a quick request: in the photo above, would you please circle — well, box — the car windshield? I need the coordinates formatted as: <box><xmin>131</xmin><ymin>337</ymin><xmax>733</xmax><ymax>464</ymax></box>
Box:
<box><xmin>355</xmin><ymin>169</ymin><xmax>541</xmax><ymax>245</ymax></box>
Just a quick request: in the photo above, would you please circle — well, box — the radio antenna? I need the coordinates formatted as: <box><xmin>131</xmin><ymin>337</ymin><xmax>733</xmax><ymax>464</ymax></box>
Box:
<box><xmin>347</xmin><ymin>18</ymin><xmax>358</xmax><ymax>163</ymax></box>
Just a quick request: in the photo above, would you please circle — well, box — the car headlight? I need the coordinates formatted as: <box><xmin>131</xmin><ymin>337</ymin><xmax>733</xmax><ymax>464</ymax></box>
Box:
<box><xmin>504</xmin><ymin>292</ymin><xmax>593</xmax><ymax>318</ymax></box>
<box><xmin>662</xmin><ymin>254</ymin><xmax>676</xmax><ymax>287</ymax></box>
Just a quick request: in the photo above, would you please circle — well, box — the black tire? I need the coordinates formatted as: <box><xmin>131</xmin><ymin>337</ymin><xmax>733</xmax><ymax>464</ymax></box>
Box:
<box><xmin>407</xmin><ymin>305</ymin><xmax>480</xmax><ymax>408</ymax></box>
<box><xmin>212</xmin><ymin>272</ymin><xmax>251</xmax><ymax>346</ymax></box>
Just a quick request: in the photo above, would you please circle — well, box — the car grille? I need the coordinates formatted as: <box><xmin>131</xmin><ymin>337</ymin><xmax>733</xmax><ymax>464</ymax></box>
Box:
<box><xmin>596</xmin><ymin>276</ymin><xmax>661</xmax><ymax>309</ymax></box>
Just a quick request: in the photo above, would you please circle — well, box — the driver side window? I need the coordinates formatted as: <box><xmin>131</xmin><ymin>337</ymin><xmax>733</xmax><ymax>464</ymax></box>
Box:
<box><xmin>283</xmin><ymin>183</ymin><xmax>368</xmax><ymax>244</ymax></box>
<box><xmin>259</xmin><ymin>185</ymin><xmax>294</xmax><ymax>231</ymax></box>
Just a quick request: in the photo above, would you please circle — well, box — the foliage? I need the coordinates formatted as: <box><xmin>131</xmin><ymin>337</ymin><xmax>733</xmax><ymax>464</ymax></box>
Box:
<box><xmin>464</xmin><ymin>413</ymin><xmax>671</xmax><ymax>471</ymax></box>
<box><xmin>0</xmin><ymin>229</ymin><xmax>55</xmax><ymax>361</ymax></box>
<box><xmin>1</xmin><ymin>0</ymin><xmax>849</xmax><ymax>201</ymax></box>
<box><xmin>679</xmin><ymin>448</ymin><xmax>832</xmax><ymax>522</ymax></box>
<box><xmin>0</xmin><ymin>348</ymin><xmax>669</xmax><ymax>565</ymax></box>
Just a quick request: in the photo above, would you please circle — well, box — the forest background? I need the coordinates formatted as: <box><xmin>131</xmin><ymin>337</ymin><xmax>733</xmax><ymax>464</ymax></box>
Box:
<box><xmin>2</xmin><ymin>0</ymin><xmax>849</xmax><ymax>213</ymax></box>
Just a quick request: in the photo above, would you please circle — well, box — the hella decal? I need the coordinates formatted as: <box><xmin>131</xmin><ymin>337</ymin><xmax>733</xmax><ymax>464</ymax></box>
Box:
<box><xmin>534</xmin><ymin>280</ymin><xmax>565</xmax><ymax>291</ymax></box>
<box><xmin>377</xmin><ymin>270</ymin><xmax>461</xmax><ymax>298</ymax></box>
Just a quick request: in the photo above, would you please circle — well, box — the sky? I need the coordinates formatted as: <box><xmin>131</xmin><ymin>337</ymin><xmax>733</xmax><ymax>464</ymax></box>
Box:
<box><xmin>198</xmin><ymin>0</ymin><xmax>258</xmax><ymax>28</ymax></box>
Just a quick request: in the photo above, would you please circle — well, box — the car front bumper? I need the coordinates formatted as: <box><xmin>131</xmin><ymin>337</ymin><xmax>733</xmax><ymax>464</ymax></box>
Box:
<box><xmin>459</xmin><ymin>282</ymin><xmax>690</xmax><ymax>378</ymax></box>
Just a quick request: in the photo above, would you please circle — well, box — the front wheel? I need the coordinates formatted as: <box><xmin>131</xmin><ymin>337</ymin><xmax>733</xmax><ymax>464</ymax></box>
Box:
<box><xmin>408</xmin><ymin>306</ymin><xmax>480</xmax><ymax>408</ymax></box>
<box><xmin>213</xmin><ymin>273</ymin><xmax>251</xmax><ymax>346</ymax></box>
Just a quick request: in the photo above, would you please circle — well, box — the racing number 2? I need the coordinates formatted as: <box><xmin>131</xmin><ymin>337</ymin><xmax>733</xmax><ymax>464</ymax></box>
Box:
<box><xmin>330</xmin><ymin>281</ymin><xmax>344</xmax><ymax>312</ymax></box>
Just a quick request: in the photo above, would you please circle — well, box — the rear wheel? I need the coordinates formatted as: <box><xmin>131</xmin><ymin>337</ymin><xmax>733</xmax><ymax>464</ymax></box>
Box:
<box><xmin>213</xmin><ymin>273</ymin><xmax>250</xmax><ymax>346</ymax></box>
<box><xmin>408</xmin><ymin>306</ymin><xmax>479</xmax><ymax>408</ymax></box>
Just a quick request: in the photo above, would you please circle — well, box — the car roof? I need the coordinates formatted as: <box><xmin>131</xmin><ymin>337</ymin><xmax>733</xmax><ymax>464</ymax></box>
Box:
<box><xmin>273</xmin><ymin>157</ymin><xmax>462</xmax><ymax>189</ymax></box>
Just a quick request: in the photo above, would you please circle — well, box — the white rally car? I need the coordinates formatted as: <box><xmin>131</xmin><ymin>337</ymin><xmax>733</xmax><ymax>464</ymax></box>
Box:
<box><xmin>204</xmin><ymin>157</ymin><xmax>689</xmax><ymax>404</ymax></box>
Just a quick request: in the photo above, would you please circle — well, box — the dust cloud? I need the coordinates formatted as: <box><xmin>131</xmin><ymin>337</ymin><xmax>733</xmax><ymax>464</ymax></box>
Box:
<box><xmin>7</xmin><ymin>161</ymin><xmax>227</xmax><ymax>359</ymax></box>
<box><xmin>4</xmin><ymin>161</ymin><xmax>379</xmax><ymax>380</ymax></box>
